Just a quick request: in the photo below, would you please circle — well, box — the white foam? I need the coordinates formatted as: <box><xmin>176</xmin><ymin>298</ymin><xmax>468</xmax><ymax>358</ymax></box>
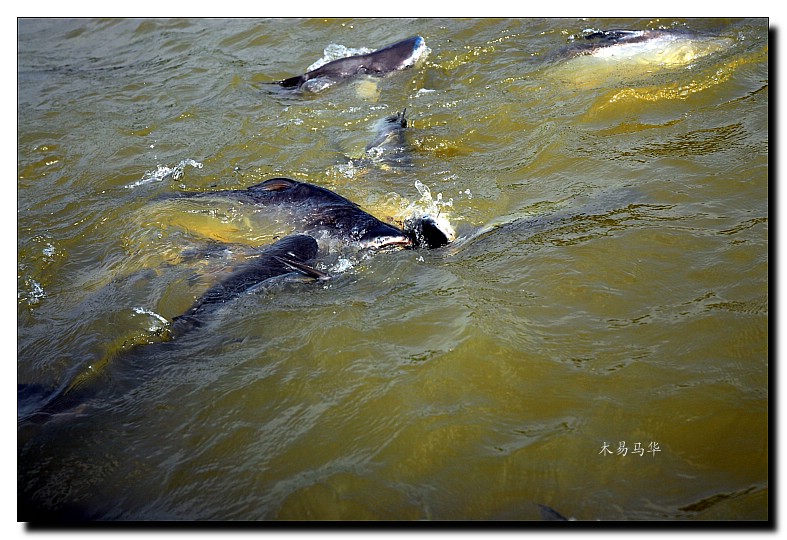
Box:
<box><xmin>307</xmin><ymin>44</ymin><xmax>374</xmax><ymax>72</ymax></box>
<box><xmin>399</xmin><ymin>180</ymin><xmax>457</xmax><ymax>243</ymax></box>
<box><xmin>132</xmin><ymin>306</ymin><xmax>170</xmax><ymax>332</ymax></box>
<box><xmin>19</xmin><ymin>279</ymin><xmax>45</xmax><ymax>306</ymax></box>
<box><xmin>126</xmin><ymin>159</ymin><xmax>203</xmax><ymax>189</ymax></box>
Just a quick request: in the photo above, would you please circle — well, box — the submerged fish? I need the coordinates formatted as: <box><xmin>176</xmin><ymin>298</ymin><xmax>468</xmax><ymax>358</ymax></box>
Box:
<box><xmin>566</xmin><ymin>28</ymin><xmax>732</xmax><ymax>66</ymax></box>
<box><xmin>545</xmin><ymin>27</ymin><xmax>734</xmax><ymax>90</ymax></box>
<box><xmin>18</xmin><ymin>234</ymin><xmax>328</xmax><ymax>423</ymax></box>
<box><xmin>171</xmin><ymin>233</ymin><xmax>325</xmax><ymax>336</ymax></box>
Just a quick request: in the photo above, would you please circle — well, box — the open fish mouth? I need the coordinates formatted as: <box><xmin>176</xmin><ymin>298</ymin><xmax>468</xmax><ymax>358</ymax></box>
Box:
<box><xmin>360</xmin><ymin>234</ymin><xmax>414</xmax><ymax>251</ymax></box>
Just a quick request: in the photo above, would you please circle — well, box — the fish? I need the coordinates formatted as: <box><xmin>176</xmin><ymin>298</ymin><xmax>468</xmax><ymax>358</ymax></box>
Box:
<box><xmin>563</xmin><ymin>27</ymin><xmax>732</xmax><ymax>67</ymax></box>
<box><xmin>17</xmin><ymin>234</ymin><xmax>327</xmax><ymax>424</ymax></box>
<box><xmin>365</xmin><ymin>108</ymin><xmax>408</xmax><ymax>154</ymax></box>
<box><xmin>276</xmin><ymin>36</ymin><xmax>427</xmax><ymax>92</ymax></box>
<box><xmin>166</xmin><ymin>177</ymin><xmax>453</xmax><ymax>250</ymax></box>
<box><xmin>361</xmin><ymin>108</ymin><xmax>411</xmax><ymax>167</ymax></box>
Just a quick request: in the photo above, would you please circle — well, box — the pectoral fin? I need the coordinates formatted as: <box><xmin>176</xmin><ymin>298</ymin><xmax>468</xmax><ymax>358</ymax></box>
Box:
<box><xmin>272</xmin><ymin>255</ymin><xmax>330</xmax><ymax>281</ymax></box>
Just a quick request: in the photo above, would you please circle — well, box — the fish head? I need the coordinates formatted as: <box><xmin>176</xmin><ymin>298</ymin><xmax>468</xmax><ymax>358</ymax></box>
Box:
<box><xmin>404</xmin><ymin>213</ymin><xmax>456</xmax><ymax>249</ymax></box>
<box><xmin>403</xmin><ymin>36</ymin><xmax>428</xmax><ymax>67</ymax></box>
<box><xmin>368</xmin><ymin>36</ymin><xmax>428</xmax><ymax>73</ymax></box>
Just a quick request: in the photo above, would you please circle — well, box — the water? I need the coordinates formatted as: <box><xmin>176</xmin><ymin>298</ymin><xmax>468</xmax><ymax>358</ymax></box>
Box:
<box><xmin>17</xmin><ymin>18</ymin><xmax>768</xmax><ymax>521</ymax></box>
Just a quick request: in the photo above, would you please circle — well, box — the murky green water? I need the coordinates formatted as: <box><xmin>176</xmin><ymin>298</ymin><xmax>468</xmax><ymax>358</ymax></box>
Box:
<box><xmin>18</xmin><ymin>18</ymin><xmax>768</xmax><ymax>521</ymax></box>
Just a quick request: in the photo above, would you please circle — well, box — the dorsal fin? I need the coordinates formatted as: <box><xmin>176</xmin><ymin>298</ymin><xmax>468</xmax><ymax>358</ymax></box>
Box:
<box><xmin>247</xmin><ymin>178</ymin><xmax>298</xmax><ymax>192</ymax></box>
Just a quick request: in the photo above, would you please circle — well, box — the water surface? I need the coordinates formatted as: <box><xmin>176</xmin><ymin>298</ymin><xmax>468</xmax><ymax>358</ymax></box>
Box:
<box><xmin>18</xmin><ymin>18</ymin><xmax>768</xmax><ymax>520</ymax></box>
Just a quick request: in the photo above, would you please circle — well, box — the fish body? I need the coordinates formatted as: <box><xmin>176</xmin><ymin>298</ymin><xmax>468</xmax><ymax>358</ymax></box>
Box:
<box><xmin>565</xmin><ymin>28</ymin><xmax>732</xmax><ymax>66</ymax></box>
<box><xmin>174</xmin><ymin>178</ymin><xmax>415</xmax><ymax>250</ymax></box>
<box><xmin>277</xmin><ymin>36</ymin><xmax>427</xmax><ymax>92</ymax></box>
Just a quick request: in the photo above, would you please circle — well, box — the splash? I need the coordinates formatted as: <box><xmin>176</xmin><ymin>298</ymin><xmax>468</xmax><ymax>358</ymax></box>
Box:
<box><xmin>132</xmin><ymin>306</ymin><xmax>170</xmax><ymax>332</ymax></box>
<box><xmin>335</xmin><ymin>160</ymin><xmax>359</xmax><ymax>179</ymax></box>
<box><xmin>330</xmin><ymin>257</ymin><xmax>355</xmax><ymax>274</ymax></box>
<box><xmin>399</xmin><ymin>180</ymin><xmax>457</xmax><ymax>243</ymax></box>
<box><xmin>306</xmin><ymin>44</ymin><xmax>374</xmax><ymax>72</ymax></box>
<box><xmin>19</xmin><ymin>278</ymin><xmax>45</xmax><ymax>306</ymax></box>
<box><xmin>126</xmin><ymin>159</ymin><xmax>203</xmax><ymax>189</ymax></box>
<box><xmin>410</xmin><ymin>180</ymin><xmax>454</xmax><ymax>215</ymax></box>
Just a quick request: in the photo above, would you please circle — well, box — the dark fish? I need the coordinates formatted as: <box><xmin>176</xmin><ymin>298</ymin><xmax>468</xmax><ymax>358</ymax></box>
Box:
<box><xmin>276</xmin><ymin>36</ymin><xmax>427</xmax><ymax>92</ymax></box>
<box><xmin>572</xmin><ymin>29</ymin><xmax>667</xmax><ymax>50</ymax></box>
<box><xmin>18</xmin><ymin>235</ymin><xmax>325</xmax><ymax>424</ymax></box>
<box><xmin>365</xmin><ymin>108</ymin><xmax>408</xmax><ymax>154</ymax></box>
<box><xmin>169</xmin><ymin>178</ymin><xmax>417</xmax><ymax>250</ymax></box>
<box><xmin>20</xmin><ymin>192</ymin><xmax>451</xmax><ymax>421</ymax></box>
<box><xmin>361</xmin><ymin>108</ymin><xmax>411</xmax><ymax>167</ymax></box>
<box><xmin>172</xmin><ymin>233</ymin><xmax>324</xmax><ymax>336</ymax></box>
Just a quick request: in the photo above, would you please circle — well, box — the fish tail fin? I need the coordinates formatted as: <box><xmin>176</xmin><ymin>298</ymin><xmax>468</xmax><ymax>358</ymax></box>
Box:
<box><xmin>396</xmin><ymin>107</ymin><xmax>408</xmax><ymax>128</ymax></box>
<box><xmin>383</xmin><ymin>108</ymin><xmax>408</xmax><ymax>128</ymax></box>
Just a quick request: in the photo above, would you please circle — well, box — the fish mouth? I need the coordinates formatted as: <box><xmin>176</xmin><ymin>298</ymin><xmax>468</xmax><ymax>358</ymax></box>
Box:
<box><xmin>359</xmin><ymin>234</ymin><xmax>413</xmax><ymax>251</ymax></box>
